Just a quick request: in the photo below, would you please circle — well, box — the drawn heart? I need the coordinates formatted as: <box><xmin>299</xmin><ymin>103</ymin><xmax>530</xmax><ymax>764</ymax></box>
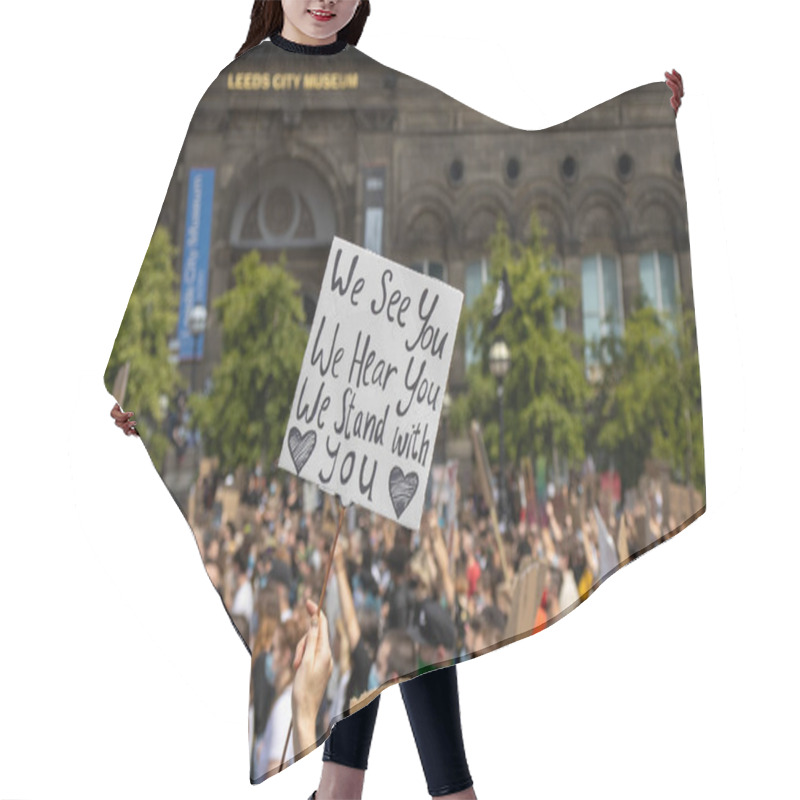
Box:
<box><xmin>288</xmin><ymin>427</ymin><xmax>316</xmax><ymax>475</ymax></box>
<box><xmin>388</xmin><ymin>466</ymin><xmax>419</xmax><ymax>519</ymax></box>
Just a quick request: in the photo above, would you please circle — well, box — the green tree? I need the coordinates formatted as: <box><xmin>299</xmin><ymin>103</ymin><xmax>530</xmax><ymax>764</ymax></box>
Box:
<box><xmin>104</xmin><ymin>224</ymin><xmax>183</xmax><ymax>470</ymax></box>
<box><xmin>450</xmin><ymin>215</ymin><xmax>588</xmax><ymax>472</ymax></box>
<box><xmin>590</xmin><ymin>296</ymin><xmax>704</xmax><ymax>495</ymax></box>
<box><xmin>191</xmin><ymin>250</ymin><xmax>308</xmax><ymax>474</ymax></box>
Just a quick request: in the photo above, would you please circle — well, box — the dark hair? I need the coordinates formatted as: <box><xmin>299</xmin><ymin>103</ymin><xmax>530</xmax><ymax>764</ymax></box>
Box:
<box><xmin>276</xmin><ymin>617</ymin><xmax>304</xmax><ymax>665</ymax></box>
<box><xmin>357</xmin><ymin>606</ymin><xmax>380</xmax><ymax>657</ymax></box>
<box><xmin>395</xmin><ymin>525</ymin><xmax>413</xmax><ymax>549</ymax></box>
<box><xmin>234</xmin><ymin>546</ymin><xmax>249</xmax><ymax>575</ymax></box>
<box><xmin>251</xmin><ymin>651</ymin><xmax>275</xmax><ymax>737</ymax></box>
<box><xmin>253</xmin><ymin>581</ymin><xmax>281</xmax><ymax>656</ymax></box>
<box><xmin>381</xmin><ymin>629</ymin><xmax>417</xmax><ymax>679</ymax></box>
<box><xmin>385</xmin><ymin>544</ymin><xmax>410</xmax><ymax>579</ymax></box>
<box><xmin>358</xmin><ymin>567</ymin><xmax>378</xmax><ymax>597</ymax></box>
<box><xmin>237</xmin><ymin>0</ymin><xmax>371</xmax><ymax>59</ymax></box>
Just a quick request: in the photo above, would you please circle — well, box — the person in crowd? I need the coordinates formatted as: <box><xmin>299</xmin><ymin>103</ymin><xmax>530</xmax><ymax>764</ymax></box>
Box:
<box><xmin>382</xmin><ymin>543</ymin><xmax>415</xmax><ymax>631</ymax></box>
<box><xmin>332</xmin><ymin>535</ymin><xmax>380</xmax><ymax>709</ymax></box>
<box><xmin>371</xmin><ymin>629</ymin><xmax>417</xmax><ymax>692</ymax></box>
<box><xmin>250</xmin><ymin>582</ymin><xmax>281</xmax><ymax>764</ymax></box>
<box><xmin>473</xmin><ymin>605</ymin><xmax>507</xmax><ymax>655</ymax></box>
<box><xmin>166</xmin><ymin>390</ymin><xmax>190</xmax><ymax>464</ymax></box>
<box><xmin>231</xmin><ymin>545</ymin><xmax>254</xmax><ymax>624</ymax></box>
<box><xmin>252</xmin><ymin>614</ymin><xmax>304</xmax><ymax>776</ymax></box>
<box><xmin>267</xmin><ymin>555</ymin><xmax>294</xmax><ymax>623</ymax></box>
<box><xmin>463</xmin><ymin>531</ymin><xmax>481</xmax><ymax>602</ymax></box>
<box><xmin>556</xmin><ymin>539</ymin><xmax>580</xmax><ymax>612</ymax></box>
<box><xmin>409</xmin><ymin>598</ymin><xmax>458</xmax><ymax>674</ymax></box>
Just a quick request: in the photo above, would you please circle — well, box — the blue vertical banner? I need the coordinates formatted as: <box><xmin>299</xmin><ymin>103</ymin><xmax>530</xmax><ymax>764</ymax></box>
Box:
<box><xmin>178</xmin><ymin>167</ymin><xmax>215</xmax><ymax>361</ymax></box>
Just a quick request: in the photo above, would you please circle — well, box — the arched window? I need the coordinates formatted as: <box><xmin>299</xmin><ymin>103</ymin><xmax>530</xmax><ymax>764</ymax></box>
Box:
<box><xmin>581</xmin><ymin>253</ymin><xmax>623</xmax><ymax>369</ymax></box>
<box><xmin>230</xmin><ymin>160</ymin><xmax>336</xmax><ymax>249</ymax></box>
<box><xmin>639</xmin><ymin>250</ymin><xmax>679</xmax><ymax>314</ymax></box>
<box><xmin>464</xmin><ymin>258</ymin><xmax>489</xmax><ymax>368</ymax></box>
<box><xmin>410</xmin><ymin>259</ymin><xmax>446</xmax><ymax>282</ymax></box>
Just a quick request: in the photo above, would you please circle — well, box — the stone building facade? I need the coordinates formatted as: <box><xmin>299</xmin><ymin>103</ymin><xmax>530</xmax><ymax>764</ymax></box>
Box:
<box><xmin>155</xmin><ymin>42</ymin><xmax>691</xmax><ymax>474</ymax></box>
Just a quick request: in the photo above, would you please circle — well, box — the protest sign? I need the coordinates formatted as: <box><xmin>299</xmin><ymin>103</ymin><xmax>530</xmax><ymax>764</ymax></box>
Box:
<box><xmin>470</xmin><ymin>420</ymin><xmax>511</xmax><ymax>583</ymax></box>
<box><xmin>278</xmin><ymin>237</ymin><xmax>463</xmax><ymax>530</ymax></box>
<box><xmin>667</xmin><ymin>482</ymin><xmax>693</xmax><ymax>525</ymax></box>
<box><xmin>505</xmin><ymin>557</ymin><xmax>548</xmax><ymax>640</ymax></box>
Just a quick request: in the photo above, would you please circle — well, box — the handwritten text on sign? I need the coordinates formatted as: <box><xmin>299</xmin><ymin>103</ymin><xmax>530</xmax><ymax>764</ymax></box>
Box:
<box><xmin>278</xmin><ymin>237</ymin><xmax>463</xmax><ymax>529</ymax></box>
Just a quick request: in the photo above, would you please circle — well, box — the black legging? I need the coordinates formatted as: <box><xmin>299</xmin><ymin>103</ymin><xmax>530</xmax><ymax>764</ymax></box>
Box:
<box><xmin>323</xmin><ymin>664</ymin><xmax>473</xmax><ymax>797</ymax></box>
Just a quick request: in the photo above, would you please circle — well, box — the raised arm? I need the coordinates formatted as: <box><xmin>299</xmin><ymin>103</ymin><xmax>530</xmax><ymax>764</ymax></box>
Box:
<box><xmin>540</xmin><ymin>522</ymin><xmax>556</xmax><ymax>564</ymax></box>
<box><xmin>333</xmin><ymin>537</ymin><xmax>361</xmax><ymax>651</ymax></box>
<box><xmin>545</xmin><ymin>500</ymin><xmax>563</xmax><ymax>543</ymax></box>
<box><xmin>427</xmin><ymin>510</ymin><xmax>456</xmax><ymax>608</ymax></box>
<box><xmin>617</xmin><ymin>510</ymin><xmax>630</xmax><ymax>563</ymax></box>
<box><xmin>582</xmin><ymin>513</ymin><xmax>599</xmax><ymax>576</ymax></box>
<box><xmin>539</xmin><ymin>502</ymin><xmax>557</xmax><ymax>562</ymax></box>
<box><xmin>291</xmin><ymin>600</ymin><xmax>333</xmax><ymax>756</ymax></box>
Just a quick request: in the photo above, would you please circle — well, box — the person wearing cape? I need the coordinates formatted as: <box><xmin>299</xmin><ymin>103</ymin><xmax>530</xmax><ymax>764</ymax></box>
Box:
<box><xmin>106</xmin><ymin>0</ymin><xmax>697</xmax><ymax>794</ymax></box>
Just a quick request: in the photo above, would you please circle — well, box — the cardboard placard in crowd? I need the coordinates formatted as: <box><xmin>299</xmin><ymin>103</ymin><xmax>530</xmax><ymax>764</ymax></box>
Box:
<box><xmin>504</xmin><ymin>557</ymin><xmax>548</xmax><ymax>640</ymax></box>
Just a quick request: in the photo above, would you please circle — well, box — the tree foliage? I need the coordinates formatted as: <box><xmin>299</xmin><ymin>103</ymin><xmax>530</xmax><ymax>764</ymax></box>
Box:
<box><xmin>190</xmin><ymin>250</ymin><xmax>308</xmax><ymax>475</ymax></box>
<box><xmin>449</xmin><ymin>215</ymin><xmax>588</xmax><ymax>470</ymax></box>
<box><xmin>589</xmin><ymin>295</ymin><xmax>705</xmax><ymax>494</ymax></box>
<box><xmin>104</xmin><ymin>225</ymin><xmax>183</xmax><ymax>470</ymax></box>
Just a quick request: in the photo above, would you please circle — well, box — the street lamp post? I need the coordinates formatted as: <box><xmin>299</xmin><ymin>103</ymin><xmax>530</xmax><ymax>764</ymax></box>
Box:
<box><xmin>188</xmin><ymin>305</ymin><xmax>208</xmax><ymax>453</ymax></box>
<box><xmin>188</xmin><ymin>304</ymin><xmax>208</xmax><ymax>393</ymax></box>
<box><xmin>168</xmin><ymin>336</ymin><xmax>179</xmax><ymax>368</ymax></box>
<box><xmin>489</xmin><ymin>339</ymin><xmax>511</xmax><ymax>531</ymax></box>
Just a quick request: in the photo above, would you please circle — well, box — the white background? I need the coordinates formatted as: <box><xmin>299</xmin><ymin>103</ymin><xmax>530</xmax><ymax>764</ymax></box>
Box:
<box><xmin>1</xmin><ymin>1</ymin><xmax>796</xmax><ymax>798</ymax></box>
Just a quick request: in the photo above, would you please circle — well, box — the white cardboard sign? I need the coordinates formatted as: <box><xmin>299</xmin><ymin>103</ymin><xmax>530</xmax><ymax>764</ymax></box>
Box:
<box><xmin>278</xmin><ymin>236</ymin><xmax>463</xmax><ymax>530</ymax></box>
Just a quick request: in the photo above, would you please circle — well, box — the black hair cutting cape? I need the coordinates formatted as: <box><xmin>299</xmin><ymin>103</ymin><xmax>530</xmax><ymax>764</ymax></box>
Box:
<box><xmin>104</xmin><ymin>36</ymin><xmax>705</xmax><ymax>784</ymax></box>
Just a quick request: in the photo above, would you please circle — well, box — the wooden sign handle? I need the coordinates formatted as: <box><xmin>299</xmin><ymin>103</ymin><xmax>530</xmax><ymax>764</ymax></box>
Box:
<box><xmin>278</xmin><ymin>500</ymin><xmax>347</xmax><ymax>772</ymax></box>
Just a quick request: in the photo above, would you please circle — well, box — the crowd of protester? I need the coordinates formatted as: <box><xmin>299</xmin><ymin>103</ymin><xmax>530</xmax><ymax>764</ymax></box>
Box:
<box><xmin>190</xmin><ymin>461</ymin><xmax>686</xmax><ymax>779</ymax></box>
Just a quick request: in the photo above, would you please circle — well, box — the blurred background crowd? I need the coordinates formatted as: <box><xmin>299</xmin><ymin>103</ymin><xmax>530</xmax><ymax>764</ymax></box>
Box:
<box><xmin>189</xmin><ymin>458</ymin><xmax>688</xmax><ymax>779</ymax></box>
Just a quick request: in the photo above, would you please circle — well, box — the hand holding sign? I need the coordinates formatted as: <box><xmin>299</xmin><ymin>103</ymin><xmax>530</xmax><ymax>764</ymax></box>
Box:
<box><xmin>278</xmin><ymin>237</ymin><xmax>463</xmax><ymax>530</ymax></box>
<box><xmin>291</xmin><ymin>599</ymin><xmax>333</xmax><ymax>756</ymax></box>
